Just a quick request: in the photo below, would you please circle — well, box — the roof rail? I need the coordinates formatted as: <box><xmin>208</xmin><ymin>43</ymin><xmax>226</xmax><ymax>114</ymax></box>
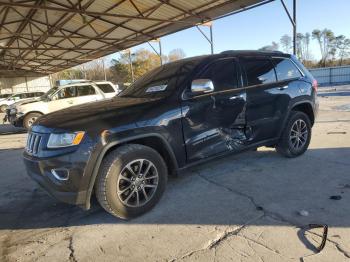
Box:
<box><xmin>220</xmin><ymin>50</ymin><xmax>284</xmax><ymax>55</ymax></box>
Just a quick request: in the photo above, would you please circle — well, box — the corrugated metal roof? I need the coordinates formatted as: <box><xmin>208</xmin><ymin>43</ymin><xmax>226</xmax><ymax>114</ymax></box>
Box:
<box><xmin>0</xmin><ymin>0</ymin><xmax>272</xmax><ymax>75</ymax></box>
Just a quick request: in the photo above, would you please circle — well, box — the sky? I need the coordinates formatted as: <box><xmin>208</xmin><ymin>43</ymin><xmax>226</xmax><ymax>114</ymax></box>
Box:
<box><xmin>106</xmin><ymin>0</ymin><xmax>350</xmax><ymax>63</ymax></box>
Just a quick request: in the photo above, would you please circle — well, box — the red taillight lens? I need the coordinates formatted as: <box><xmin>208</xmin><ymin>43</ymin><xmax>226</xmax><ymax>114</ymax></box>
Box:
<box><xmin>312</xmin><ymin>80</ymin><xmax>318</xmax><ymax>92</ymax></box>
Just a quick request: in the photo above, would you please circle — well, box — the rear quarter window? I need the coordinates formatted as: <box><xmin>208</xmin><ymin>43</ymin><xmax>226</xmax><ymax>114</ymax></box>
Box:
<box><xmin>241</xmin><ymin>58</ymin><xmax>276</xmax><ymax>86</ymax></box>
<box><xmin>77</xmin><ymin>85</ymin><xmax>96</xmax><ymax>96</ymax></box>
<box><xmin>273</xmin><ymin>58</ymin><xmax>302</xmax><ymax>81</ymax></box>
<box><xmin>97</xmin><ymin>84</ymin><xmax>115</xmax><ymax>93</ymax></box>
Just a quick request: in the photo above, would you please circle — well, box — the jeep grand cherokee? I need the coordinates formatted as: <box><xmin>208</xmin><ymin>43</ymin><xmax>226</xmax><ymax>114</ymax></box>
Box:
<box><xmin>23</xmin><ymin>51</ymin><xmax>318</xmax><ymax>219</ymax></box>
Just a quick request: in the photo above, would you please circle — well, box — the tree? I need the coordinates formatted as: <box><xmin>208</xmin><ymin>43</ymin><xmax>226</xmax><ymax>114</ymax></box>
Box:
<box><xmin>296</xmin><ymin>33</ymin><xmax>312</xmax><ymax>62</ymax></box>
<box><xmin>168</xmin><ymin>48</ymin><xmax>186</xmax><ymax>62</ymax></box>
<box><xmin>258</xmin><ymin>41</ymin><xmax>279</xmax><ymax>51</ymax></box>
<box><xmin>280</xmin><ymin>34</ymin><xmax>292</xmax><ymax>53</ymax></box>
<box><xmin>334</xmin><ymin>35</ymin><xmax>350</xmax><ymax>66</ymax></box>
<box><xmin>312</xmin><ymin>29</ymin><xmax>336</xmax><ymax>66</ymax></box>
<box><xmin>110</xmin><ymin>49</ymin><xmax>161</xmax><ymax>83</ymax></box>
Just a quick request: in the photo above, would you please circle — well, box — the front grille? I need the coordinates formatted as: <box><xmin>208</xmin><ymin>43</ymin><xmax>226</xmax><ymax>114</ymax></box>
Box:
<box><xmin>26</xmin><ymin>132</ymin><xmax>43</xmax><ymax>155</ymax></box>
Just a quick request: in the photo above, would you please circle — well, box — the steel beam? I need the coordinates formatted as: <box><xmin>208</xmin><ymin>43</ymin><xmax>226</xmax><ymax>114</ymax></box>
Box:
<box><xmin>0</xmin><ymin>1</ymin><xmax>196</xmax><ymax>24</ymax></box>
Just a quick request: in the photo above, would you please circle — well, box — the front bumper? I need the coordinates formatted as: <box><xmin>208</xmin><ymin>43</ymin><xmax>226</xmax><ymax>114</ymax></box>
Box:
<box><xmin>23</xmin><ymin>152</ymin><xmax>89</xmax><ymax>206</ymax></box>
<box><xmin>5</xmin><ymin>109</ymin><xmax>24</xmax><ymax>127</ymax></box>
<box><xmin>22</xmin><ymin>128</ymin><xmax>96</xmax><ymax>207</ymax></box>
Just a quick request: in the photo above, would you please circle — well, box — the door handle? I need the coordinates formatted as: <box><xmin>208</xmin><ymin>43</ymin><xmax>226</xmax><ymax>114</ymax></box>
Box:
<box><xmin>277</xmin><ymin>85</ymin><xmax>288</xmax><ymax>90</ymax></box>
<box><xmin>67</xmin><ymin>100</ymin><xmax>73</xmax><ymax>104</ymax></box>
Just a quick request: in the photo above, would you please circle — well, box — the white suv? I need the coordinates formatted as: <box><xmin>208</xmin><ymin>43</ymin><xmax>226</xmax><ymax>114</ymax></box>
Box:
<box><xmin>7</xmin><ymin>81</ymin><xmax>118</xmax><ymax>129</ymax></box>
<box><xmin>0</xmin><ymin>91</ymin><xmax>45</xmax><ymax>112</ymax></box>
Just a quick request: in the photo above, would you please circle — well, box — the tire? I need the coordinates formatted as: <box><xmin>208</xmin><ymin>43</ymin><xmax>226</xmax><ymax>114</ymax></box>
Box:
<box><xmin>23</xmin><ymin>112</ymin><xmax>43</xmax><ymax>129</ymax></box>
<box><xmin>276</xmin><ymin>111</ymin><xmax>312</xmax><ymax>158</ymax></box>
<box><xmin>95</xmin><ymin>144</ymin><xmax>168</xmax><ymax>219</ymax></box>
<box><xmin>0</xmin><ymin>105</ymin><xmax>7</xmax><ymax>113</ymax></box>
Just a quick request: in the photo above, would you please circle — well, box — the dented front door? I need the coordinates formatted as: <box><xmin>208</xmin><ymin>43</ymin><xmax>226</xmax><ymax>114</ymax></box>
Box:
<box><xmin>181</xmin><ymin>58</ymin><xmax>247</xmax><ymax>162</ymax></box>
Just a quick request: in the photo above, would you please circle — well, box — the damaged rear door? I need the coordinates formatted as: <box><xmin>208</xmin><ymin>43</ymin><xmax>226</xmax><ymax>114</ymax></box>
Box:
<box><xmin>181</xmin><ymin>57</ymin><xmax>248</xmax><ymax>162</ymax></box>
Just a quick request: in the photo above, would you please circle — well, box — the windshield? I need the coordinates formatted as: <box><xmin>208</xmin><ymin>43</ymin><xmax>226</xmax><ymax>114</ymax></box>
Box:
<box><xmin>7</xmin><ymin>93</ymin><xmax>19</xmax><ymax>100</ymax></box>
<box><xmin>118</xmin><ymin>57</ymin><xmax>204</xmax><ymax>98</ymax></box>
<box><xmin>41</xmin><ymin>86</ymin><xmax>59</xmax><ymax>99</ymax></box>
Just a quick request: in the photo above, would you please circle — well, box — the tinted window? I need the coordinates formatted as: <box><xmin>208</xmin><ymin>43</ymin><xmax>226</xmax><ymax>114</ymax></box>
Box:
<box><xmin>77</xmin><ymin>85</ymin><xmax>96</xmax><ymax>96</ymax></box>
<box><xmin>242</xmin><ymin>58</ymin><xmax>276</xmax><ymax>86</ymax></box>
<box><xmin>54</xmin><ymin>86</ymin><xmax>77</xmax><ymax>100</ymax></box>
<box><xmin>20</xmin><ymin>93</ymin><xmax>28</xmax><ymax>99</ymax></box>
<box><xmin>197</xmin><ymin>59</ymin><xmax>238</xmax><ymax>91</ymax></box>
<box><xmin>97</xmin><ymin>84</ymin><xmax>115</xmax><ymax>93</ymax></box>
<box><xmin>273</xmin><ymin>58</ymin><xmax>302</xmax><ymax>81</ymax></box>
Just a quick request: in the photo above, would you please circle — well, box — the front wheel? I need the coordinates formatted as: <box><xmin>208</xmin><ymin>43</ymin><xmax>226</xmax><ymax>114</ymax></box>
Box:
<box><xmin>23</xmin><ymin>112</ymin><xmax>43</xmax><ymax>129</ymax></box>
<box><xmin>276</xmin><ymin>111</ymin><xmax>312</xmax><ymax>158</ymax></box>
<box><xmin>95</xmin><ymin>144</ymin><xmax>168</xmax><ymax>219</ymax></box>
<box><xmin>0</xmin><ymin>105</ymin><xmax>7</xmax><ymax>113</ymax></box>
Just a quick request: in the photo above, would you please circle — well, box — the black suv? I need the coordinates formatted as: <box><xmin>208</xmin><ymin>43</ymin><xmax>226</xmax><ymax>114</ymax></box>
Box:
<box><xmin>23</xmin><ymin>51</ymin><xmax>318</xmax><ymax>219</ymax></box>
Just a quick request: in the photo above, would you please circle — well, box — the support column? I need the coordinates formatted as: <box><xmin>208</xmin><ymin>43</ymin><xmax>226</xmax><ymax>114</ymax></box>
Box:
<box><xmin>127</xmin><ymin>49</ymin><xmax>135</xmax><ymax>83</ymax></box>
<box><xmin>293</xmin><ymin>0</ymin><xmax>297</xmax><ymax>55</ymax></box>
<box><xmin>159</xmin><ymin>40</ymin><xmax>163</xmax><ymax>65</ymax></box>
<box><xmin>210</xmin><ymin>23</ymin><xmax>214</xmax><ymax>54</ymax></box>
<box><xmin>148</xmin><ymin>39</ymin><xmax>163</xmax><ymax>65</ymax></box>
<box><xmin>196</xmin><ymin>21</ymin><xmax>214</xmax><ymax>54</ymax></box>
<box><xmin>280</xmin><ymin>0</ymin><xmax>297</xmax><ymax>55</ymax></box>
<box><xmin>25</xmin><ymin>76</ymin><xmax>29</xmax><ymax>92</ymax></box>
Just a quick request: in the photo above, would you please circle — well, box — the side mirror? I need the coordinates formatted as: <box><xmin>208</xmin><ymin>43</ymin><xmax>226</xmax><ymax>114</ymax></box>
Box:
<box><xmin>191</xmin><ymin>79</ymin><xmax>214</xmax><ymax>94</ymax></box>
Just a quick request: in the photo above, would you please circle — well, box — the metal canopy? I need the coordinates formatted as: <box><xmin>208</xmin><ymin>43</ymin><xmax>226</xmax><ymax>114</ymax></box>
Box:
<box><xmin>0</xmin><ymin>0</ymin><xmax>272</xmax><ymax>75</ymax></box>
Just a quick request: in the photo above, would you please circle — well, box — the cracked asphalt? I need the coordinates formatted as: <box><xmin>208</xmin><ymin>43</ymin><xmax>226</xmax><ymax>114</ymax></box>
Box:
<box><xmin>1</xmin><ymin>89</ymin><xmax>350</xmax><ymax>262</ymax></box>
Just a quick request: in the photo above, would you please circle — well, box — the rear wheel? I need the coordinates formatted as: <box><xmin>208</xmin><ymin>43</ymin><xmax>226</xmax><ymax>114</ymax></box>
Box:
<box><xmin>96</xmin><ymin>144</ymin><xmax>168</xmax><ymax>219</ymax></box>
<box><xmin>23</xmin><ymin>112</ymin><xmax>42</xmax><ymax>129</ymax></box>
<box><xmin>276</xmin><ymin>111</ymin><xmax>311</xmax><ymax>158</ymax></box>
<box><xmin>0</xmin><ymin>105</ymin><xmax>7</xmax><ymax>113</ymax></box>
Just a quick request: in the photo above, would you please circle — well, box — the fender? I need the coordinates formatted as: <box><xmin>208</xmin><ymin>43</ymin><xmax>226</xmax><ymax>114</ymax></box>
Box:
<box><xmin>277</xmin><ymin>99</ymin><xmax>314</xmax><ymax>139</ymax></box>
<box><xmin>84</xmin><ymin>133</ymin><xmax>179</xmax><ymax>209</ymax></box>
<box><xmin>23</xmin><ymin>110</ymin><xmax>45</xmax><ymax>117</ymax></box>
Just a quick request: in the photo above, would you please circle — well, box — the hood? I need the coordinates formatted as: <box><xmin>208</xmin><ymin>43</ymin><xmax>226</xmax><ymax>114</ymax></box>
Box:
<box><xmin>11</xmin><ymin>97</ymin><xmax>41</xmax><ymax>108</ymax></box>
<box><xmin>35</xmin><ymin>96</ymin><xmax>163</xmax><ymax>131</ymax></box>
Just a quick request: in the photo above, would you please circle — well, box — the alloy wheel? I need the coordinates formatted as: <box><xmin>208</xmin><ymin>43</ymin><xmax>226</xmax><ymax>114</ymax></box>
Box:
<box><xmin>117</xmin><ymin>159</ymin><xmax>159</xmax><ymax>207</ymax></box>
<box><xmin>289</xmin><ymin>119</ymin><xmax>308</xmax><ymax>150</ymax></box>
<box><xmin>27</xmin><ymin>116</ymin><xmax>38</xmax><ymax>127</ymax></box>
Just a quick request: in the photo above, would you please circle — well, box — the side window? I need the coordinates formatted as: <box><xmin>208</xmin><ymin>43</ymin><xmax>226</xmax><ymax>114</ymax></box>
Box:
<box><xmin>20</xmin><ymin>93</ymin><xmax>28</xmax><ymax>99</ymax></box>
<box><xmin>242</xmin><ymin>58</ymin><xmax>276</xmax><ymax>86</ymax></box>
<box><xmin>97</xmin><ymin>84</ymin><xmax>115</xmax><ymax>93</ymax></box>
<box><xmin>197</xmin><ymin>59</ymin><xmax>238</xmax><ymax>92</ymax></box>
<box><xmin>273</xmin><ymin>58</ymin><xmax>302</xmax><ymax>81</ymax></box>
<box><xmin>27</xmin><ymin>93</ymin><xmax>35</xmax><ymax>98</ymax></box>
<box><xmin>53</xmin><ymin>86</ymin><xmax>77</xmax><ymax>100</ymax></box>
<box><xmin>77</xmin><ymin>85</ymin><xmax>96</xmax><ymax>97</ymax></box>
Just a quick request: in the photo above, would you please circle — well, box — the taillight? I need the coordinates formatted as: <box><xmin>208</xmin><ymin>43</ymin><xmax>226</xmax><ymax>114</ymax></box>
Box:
<box><xmin>312</xmin><ymin>79</ymin><xmax>318</xmax><ymax>92</ymax></box>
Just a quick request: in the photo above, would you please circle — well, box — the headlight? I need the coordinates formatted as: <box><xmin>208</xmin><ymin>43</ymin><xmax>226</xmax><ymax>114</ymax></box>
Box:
<box><xmin>47</xmin><ymin>132</ymin><xmax>85</xmax><ymax>148</ymax></box>
<box><xmin>10</xmin><ymin>108</ymin><xmax>17</xmax><ymax>114</ymax></box>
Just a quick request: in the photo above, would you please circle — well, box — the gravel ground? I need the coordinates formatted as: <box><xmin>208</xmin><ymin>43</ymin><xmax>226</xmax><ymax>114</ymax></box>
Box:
<box><xmin>0</xmin><ymin>91</ymin><xmax>350</xmax><ymax>262</ymax></box>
